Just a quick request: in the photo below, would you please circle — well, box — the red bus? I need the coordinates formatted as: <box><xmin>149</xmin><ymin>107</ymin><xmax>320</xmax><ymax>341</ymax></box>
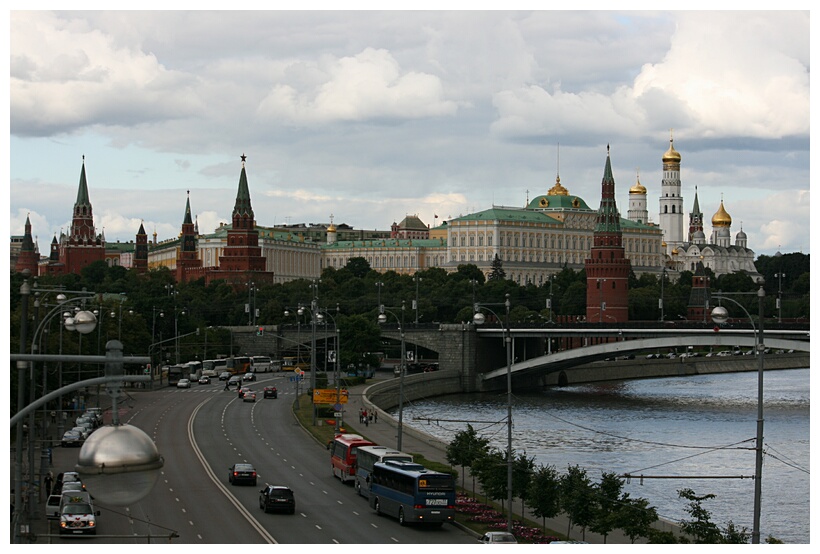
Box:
<box><xmin>330</xmin><ymin>434</ymin><xmax>375</xmax><ymax>483</ymax></box>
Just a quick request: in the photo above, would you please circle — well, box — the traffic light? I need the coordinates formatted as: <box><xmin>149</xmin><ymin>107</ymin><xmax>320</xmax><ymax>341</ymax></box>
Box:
<box><xmin>256</xmin><ymin>326</ymin><xmax>264</xmax><ymax>336</ymax></box>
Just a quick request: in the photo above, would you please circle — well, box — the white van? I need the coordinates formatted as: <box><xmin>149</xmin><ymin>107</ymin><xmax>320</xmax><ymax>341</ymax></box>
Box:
<box><xmin>251</xmin><ymin>356</ymin><xmax>272</xmax><ymax>373</ymax></box>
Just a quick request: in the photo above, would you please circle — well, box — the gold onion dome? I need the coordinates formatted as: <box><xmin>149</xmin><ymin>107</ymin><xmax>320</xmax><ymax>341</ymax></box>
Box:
<box><xmin>547</xmin><ymin>175</ymin><xmax>569</xmax><ymax>196</ymax></box>
<box><xmin>327</xmin><ymin>223</ymin><xmax>336</xmax><ymax>232</ymax></box>
<box><xmin>712</xmin><ymin>200</ymin><xmax>732</xmax><ymax>227</ymax></box>
<box><xmin>629</xmin><ymin>176</ymin><xmax>646</xmax><ymax>194</ymax></box>
<box><xmin>663</xmin><ymin>138</ymin><xmax>681</xmax><ymax>163</ymax></box>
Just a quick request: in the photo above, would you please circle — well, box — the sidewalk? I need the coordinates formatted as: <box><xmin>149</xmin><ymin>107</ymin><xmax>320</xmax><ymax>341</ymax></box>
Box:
<box><xmin>338</xmin><ymin>371</ymin><xmax>678</xmax><ymax>545</ymax></box>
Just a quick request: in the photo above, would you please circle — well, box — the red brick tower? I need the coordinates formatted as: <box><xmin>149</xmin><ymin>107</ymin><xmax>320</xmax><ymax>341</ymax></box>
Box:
<box><xmin>585</xmin><ymin>146</ymin><xmax>631</xmax><ymax>323</ymax></box>
<box><xmin>134</xmin><ymin>220</ymin><xmax>148</xmax><ymax>274</ymax></box>
<box><xmin>15</xmin><ymin>214</ymin><xmax>40</xmax><ymax>275</ymax></box>
<box><xmin>210</xmin><ymin>154</ymin><xmax>273</xmax><ymax>286</ymax></box>
<box><xmin>176</xmin><ymin>191</ymin><xmax>203</xmax><ymax>282</ymax></box>
<box><xmin>59</xmin><ymin>157</ymin><xmax>106</xmax><ymax>274</ymax></box>
<box><xmin>687</xmin><ymin>260</ymin><xmax>711</xmax><ymax>321</ymax></box>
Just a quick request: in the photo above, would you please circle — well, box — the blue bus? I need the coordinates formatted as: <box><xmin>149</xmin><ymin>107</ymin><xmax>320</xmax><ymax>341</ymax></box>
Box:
<box><xmin>355</xmin><ymin>445</ymin><xmax>413</xmax><ymax>499</ymax></box>
<box><xmin>368</xmin><ymin>460</ymin><xmax>455</xmax><ymax>526</ymax></box>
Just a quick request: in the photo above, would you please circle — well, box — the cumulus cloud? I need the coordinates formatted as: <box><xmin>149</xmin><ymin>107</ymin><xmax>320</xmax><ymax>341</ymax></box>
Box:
<box><xmin>491</xmin><ymin>11</ymin><xmax>809</xmax><ymax>143</ymax></box>
<box><xmin>256</xmin><ymin>48</ymin><xmax>458</xmax><ymax>124</ymax></box>
<box><xmin>10</xmin><ymin>11</ymin><xmax>204</xmax><ymax>136</ymax></box>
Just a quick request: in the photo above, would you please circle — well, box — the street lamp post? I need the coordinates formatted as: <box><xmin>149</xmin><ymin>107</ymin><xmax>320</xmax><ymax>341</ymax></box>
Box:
<box><xmin>377</xmin><ymin>301</ymin><xmax>406</xmax><ymax>450</ymax></box>
<box><xmin>473</xmin><ymin>293</ymin><xmax>513</xmax><ymax>532</ymax></box>
<box><xmin>318</xmin><ymin>307</ymin><xmax>342</xmax><ymax>432</ymax></box>
<box><xmin>376</xmin><ymin>280</ymin><xmax>384</xmax><ymax>309</ymax></box>
<box><xmin>774</xmin><ymin>252</ymin><xmax>785</xmax><ymax>324</ymax></box>
<box><xmin>547</xmin><ymin>275</ymin><xmax>555</xmax><ymax>323</ymax></box>
<box><xmin>711</xmin><ymin>281</ymin><xmax>766</xmax><ymax>544</ymax></box>
<box><xmin>659</xmin><ymin>268</ymin><xmax>667</xmax><ymax>322</ymax></box>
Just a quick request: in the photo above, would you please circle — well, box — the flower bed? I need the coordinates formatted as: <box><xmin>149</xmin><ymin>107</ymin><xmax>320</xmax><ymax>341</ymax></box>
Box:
<box><xmin>456</xmin><ymin>492</ymin><xmax>559</xmax><ymax>544</ymax></box>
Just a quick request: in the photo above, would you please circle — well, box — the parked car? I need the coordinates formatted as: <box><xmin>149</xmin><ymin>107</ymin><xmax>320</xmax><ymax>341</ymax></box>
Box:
<box><xmin>76</xmin><ymin>415</ymin><xmax>97</xmax><ymax>429</ymax></box>
<box><xmin>46</xmin><ymin>494</ymin><xmax>63</xmax><ymax>519</ymax></box>
<box><xmin>479</xmin><ymin>531</ymin><xmax>517</xmax><ymax>544</ymax></box>
<box><xmin>177</xmin><ymin>378</ymin><xmax>191</xmax><ymax>389</ymax></box>
<box><xmin>59</xmin><ymin>490</ymin><xmax>92</xmax><ymax>513</ymax></box>
<box><xmin>243</xmin><ymin>390</ymin><xmax>257</xmax><ymax>403</ymax></box>
<box><xmin>60</xmin><ymin>481</ymin><xmax>85</xmax><ymax>495</ymax></box>
<box><xmin>219</xmin><ymin>371</ymin><xmax>232</xmax><ymax>381</ymax></box>
<box><xmin>70</xmin><ymin>426</ymin><xmax>91</xmax><ymax>441</ymax></box>
<box><xmin>229</xmin><ymin>463</ymin><xmax>257</xmax><ymax>486</ymax></box>
<box><xmin>61</xmin><ymin>430</ymin><xmax>83</xmax><ymax>448</ymax></box>
<box><xmin>243</xmin><ymin>372</ymin><xmax>256</xmax><ymax>381</ymax></box>
<box><xmin>59</xmin><ymin>502</ymin><xmax>99</xmax><ymax>535</ymax></box>
<box><xmin>263</xmin><ymin>386</ymin><xmax>278</xmax><ymax>399</ymax></box>
<box><xmin>259</xmin><ymin>485</ymin><xmax>295</xmax><ymax>514</ymax></box>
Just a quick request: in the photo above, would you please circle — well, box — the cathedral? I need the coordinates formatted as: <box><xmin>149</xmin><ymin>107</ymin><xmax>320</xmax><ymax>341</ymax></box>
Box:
<box><xmin>627</xmin><ymin>135</ymin><xmax>759</xmax><ymax>278</ymax></box>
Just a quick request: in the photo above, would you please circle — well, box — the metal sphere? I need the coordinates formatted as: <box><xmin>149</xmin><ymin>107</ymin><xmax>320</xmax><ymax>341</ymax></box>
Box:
<box><xmin>76</xmin><ymin>424</ymin><xmax>164</xmax><ymax>506</ymax></box>
<box><xmin>711</xmin><ymin>306</ymin><xmax>729</xmax><ymax>325</ymax></box>
<box><xmin>473</xmin><ymin>312</ymin><xmax>487</xmax><ymax>325</ymax></box>
<box><xmin>73</xmin><ymin>310</ymin><xmax>98</xmax><ymax>334</ymax></box>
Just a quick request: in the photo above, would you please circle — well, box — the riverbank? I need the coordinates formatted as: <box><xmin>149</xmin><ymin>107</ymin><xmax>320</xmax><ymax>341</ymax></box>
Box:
<box><xmin>339</xmin><ymin>373</ymin><xmax>681</xmax><ymax>544</ymax></box>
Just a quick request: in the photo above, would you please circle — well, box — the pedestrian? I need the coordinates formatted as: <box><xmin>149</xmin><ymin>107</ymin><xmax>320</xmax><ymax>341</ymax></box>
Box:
<box><xmin>373</xmin><ymin>411</ymin><xmax>378</xmax><ymax>424</ymax></box>
<box><xmin>43</xmin><ymin>471</ymin><xmax>54</xmax><ymax>497</ymax></box>
<box><xmin>364</xmin><ymin>412</ymin><xmax>369</xmax><ymax>427</ymax></box>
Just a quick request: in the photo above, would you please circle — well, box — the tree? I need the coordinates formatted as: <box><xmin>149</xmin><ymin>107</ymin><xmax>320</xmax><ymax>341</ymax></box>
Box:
<box><xmin>453</xmin><ymin>263</ymin><xmax>485</xmax><ymax>283</ymax></box>
<box><xmin>589</xmin><ymin>471</ymin><xmax>625</xmax><ymax>543</ymax></box>
<box><xmin>619</xmin><ymin>496</ymin><xmax>659</xmax><ymax>543</ymax></box>
<box><xmin>472</xmin><ymin>448</ymin><xmax>508</xmax><ymax>512</ymax></box>
<box><xmin>526</xmin><ymin>463</ymin><xmax>561</xmax><ymax>533</ymax></box>
<box><xmin>559</xmin><ymin>465</ymin><xmax>595</xmax><ymax>539</ymax></box>
<box><xmin>677</xmin><ymin>488</ymin><xmax>722</xmax><ymax>544</ymax></box>
<box><xmin>345</xmin><ymin>257</ymin><xmax>371</xmax><ymax>279</ymax></box>
<box><xmin>512</xmin><ymin>452</ymin><xmax>535</xmax><ymax>519</ymax></box>
<box><xmin>445</xmin><ymin>424</ymin><xmax>489</xmax><ymax>492</ymax></box>
<box><xmin>722</xmin><ymin>521</ymin><xmax>751</xmax><ymax>544</ymax></box>
<box><xmin>488</xmin><ymin>254</ymin><xmax>506</xmax><ymax>281</ymax></box>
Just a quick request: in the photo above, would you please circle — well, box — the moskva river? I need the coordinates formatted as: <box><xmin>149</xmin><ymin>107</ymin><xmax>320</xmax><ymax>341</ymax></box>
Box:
<box><xmin>394</xmin><ymin>368</ymin><xmax>809</xmax><ymax>543</ymax></box>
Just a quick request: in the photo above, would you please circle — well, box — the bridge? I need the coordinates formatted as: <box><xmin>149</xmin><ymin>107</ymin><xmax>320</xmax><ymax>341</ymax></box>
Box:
<box><xmin>227</xmin><ymin>322</ymin><xmax>809</xmax><ymax>393</ymax></box>
<box><xmin>477</xmin><ymin>326</ymin><xmax>810</xmax><ymax>384</ymax></box>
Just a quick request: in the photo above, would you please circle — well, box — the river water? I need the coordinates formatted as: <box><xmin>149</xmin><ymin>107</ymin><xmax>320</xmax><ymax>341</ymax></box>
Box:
<box><xmin>393</xmin><ymin>368</ymin><xmax>810</xmax><ymax>544</ymax></box>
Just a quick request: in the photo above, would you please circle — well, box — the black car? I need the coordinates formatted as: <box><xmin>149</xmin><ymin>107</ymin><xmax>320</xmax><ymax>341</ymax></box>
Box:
<box><xmin>229</xmin><ymin>463</ymin><xmax>257</xmax><ymax>486</ymax></box>
<box><xmin>263</xmin><ymin>386</ymin><xmax>278</xmax><ymax>399</ymax></box>
<box><xmin>259</xmin><ymin>485</ymin><xmax>295</xmax><ymax>514</ymax></box>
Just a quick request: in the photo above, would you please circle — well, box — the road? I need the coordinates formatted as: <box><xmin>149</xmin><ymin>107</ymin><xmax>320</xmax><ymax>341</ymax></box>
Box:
<box><xmin>43</xmin><ymin>372</ymin><xmax>475</xmax><ymax>544</ymax></box>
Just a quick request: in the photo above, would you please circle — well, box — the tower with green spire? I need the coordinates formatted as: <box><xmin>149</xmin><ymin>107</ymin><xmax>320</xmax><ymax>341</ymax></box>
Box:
<box><xmin>585</xmin><ymin>146</ymin><xmax>631</xmax><ymax>323</ymax></box>
<box><xmin>59</xmin><ymin>156</ymin><xmax>106</xmax><ymax>274</ymax></box>
<box><xmin>176</xmin><ymin>191</ymin><xmax>202</xmax><ymax>281</ymax></box>
<box><xmin>14</xmin><ymin>214</ymin><xmax>39</xmax><ymax>274</ymax></box>
<box><xmin>213</xmin><ymin>154</ymin><xmax>273</xmax><ymax>286</ymax></box>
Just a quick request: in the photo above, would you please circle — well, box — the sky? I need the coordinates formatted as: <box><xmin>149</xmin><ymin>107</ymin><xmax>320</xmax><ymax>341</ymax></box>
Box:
<box><xmin>5</xmin><ymin>6</ymin><xmax>813</xmax><ymax>258</ymax></box>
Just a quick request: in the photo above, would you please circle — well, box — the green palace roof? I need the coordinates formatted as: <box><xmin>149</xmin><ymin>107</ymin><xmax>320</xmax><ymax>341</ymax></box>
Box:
<box><xmin>322</xmin><ymin>238</ymin><xmax>446</xmax><ymax>250</ymax></box>
<box><xmin>527</xmin><ymin>194</ymin><xmax>594</xmax><ymax>211</ymax></box>
<box><xmin>452</xmin><ymin>207</ymin><xmax>563</xmax><ymax>224</ymax></box>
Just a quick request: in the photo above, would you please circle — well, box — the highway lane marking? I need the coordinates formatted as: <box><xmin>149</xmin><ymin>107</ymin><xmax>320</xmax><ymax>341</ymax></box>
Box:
<box><xmin>189</xmin><ymin>397</ymin><xmax>278</xmax><ymax>544</ymax></box>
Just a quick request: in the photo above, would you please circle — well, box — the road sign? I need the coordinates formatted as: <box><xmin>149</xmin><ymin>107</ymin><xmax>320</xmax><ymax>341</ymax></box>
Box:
<box><xmin>312</xmin><ymin>389</ymin><xmax>349</xmax><ymax>404</ymax></box>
